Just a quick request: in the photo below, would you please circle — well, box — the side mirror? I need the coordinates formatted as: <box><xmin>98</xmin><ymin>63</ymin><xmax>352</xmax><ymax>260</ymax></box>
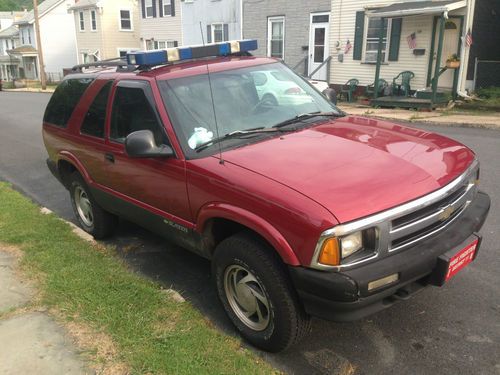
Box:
<box><xmin>125</xmin><ymin>130</ymin><xmax>174</xmax><ymax>158</ymax></box>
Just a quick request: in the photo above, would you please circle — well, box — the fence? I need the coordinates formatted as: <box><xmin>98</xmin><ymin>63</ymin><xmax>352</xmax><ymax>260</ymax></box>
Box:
<box><xmin>473</xmin><ymin>59</ymin><xmax>500</xmax><ymax>90</ymax></box>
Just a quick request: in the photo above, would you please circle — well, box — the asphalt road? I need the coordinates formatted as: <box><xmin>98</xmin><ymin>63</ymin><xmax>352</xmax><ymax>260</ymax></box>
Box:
<box><xmin>0</xmin><ymin>91</ymin><xmax>499</xmax><ymax>375</ymax></box>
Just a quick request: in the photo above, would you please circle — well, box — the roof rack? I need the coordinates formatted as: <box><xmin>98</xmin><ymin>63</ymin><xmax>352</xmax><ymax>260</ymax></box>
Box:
<box><xmin>71</xmin><ymin>57</ymin><xmax>134</xmax><ymax>73</ymax></box>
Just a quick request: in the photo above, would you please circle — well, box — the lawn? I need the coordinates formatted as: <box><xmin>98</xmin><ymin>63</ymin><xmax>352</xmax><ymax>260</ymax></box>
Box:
<box><xmin>0</xmin><ymin>182</ymin><xmax>276</xmax><ymax>374</ymax></box>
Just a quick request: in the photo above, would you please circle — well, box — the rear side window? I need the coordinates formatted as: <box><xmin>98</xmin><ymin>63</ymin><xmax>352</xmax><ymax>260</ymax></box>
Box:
<box><xmin>80</xmin><ymin>81</ymin><xmax>113</xmax><ymax>138</ymax></box>
<box><xmin>43</xmin><ymin>78</ymin><xmax>94</xmax><ymax>127</ymax></box>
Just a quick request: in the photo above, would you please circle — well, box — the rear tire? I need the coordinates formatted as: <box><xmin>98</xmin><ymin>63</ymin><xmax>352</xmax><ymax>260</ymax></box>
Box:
<box><xmin>69</xmin><ymin>172</ymin><xmax>117</xmax><ymax>239</ymax></box>
<box><xmin>212</xmin><ymin>232</ymin><xmax>311</xmax><ymax>352</ymax></box>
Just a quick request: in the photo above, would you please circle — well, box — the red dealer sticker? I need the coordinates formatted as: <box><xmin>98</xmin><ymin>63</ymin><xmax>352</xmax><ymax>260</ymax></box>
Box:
<box><xmin>445</xmin><ymin>239</ymin><xmax>479</xmax><ymax>281</ymax></box>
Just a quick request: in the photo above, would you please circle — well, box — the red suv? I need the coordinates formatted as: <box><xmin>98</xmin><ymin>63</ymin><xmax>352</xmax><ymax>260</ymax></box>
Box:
<box><xmin>43</xmin><ymin>42</ymin><xmax>490</xmax><ymax>352</ymax></box>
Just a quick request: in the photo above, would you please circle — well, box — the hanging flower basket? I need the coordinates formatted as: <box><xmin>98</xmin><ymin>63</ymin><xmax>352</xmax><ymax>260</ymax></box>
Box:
<box><xmin>446</xmin><ymin>54</ymin><xmax>460</xmax><ymax>69</ymax></box>
<box><xmin>446</xmin><ymin>61</ymin><xmax>460</xmax><ymax>69</ymax></box>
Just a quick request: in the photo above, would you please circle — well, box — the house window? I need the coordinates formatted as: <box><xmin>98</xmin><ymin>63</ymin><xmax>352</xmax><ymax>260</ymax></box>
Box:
<box><xmin>145</xmin><ymin>0</ymin><xmax>153</xmax><ymax>18</ymax></box>
<box><xmin>120</xmin><ymin>10</ymin><xmax>132</xmax><ymax>30</ymax></box>
<box><xmin>79</xmin><ymin>11</ymin><xmax>85</xmax><ymax>31</ymax></box>
<box><xmin>145</xmin><ymin>40</ymin><xmax>177</xmax><ymax>50</ymax></box>
<box><xmin>364</xmin><ymin>17</ymin><xmax>391</xmax><ymax>63</ymax></box>
<box><xmin>267</xmin><ymin>16</ymin><xmax>285</xmax><ymax>59</ymax></box>
<box><xmin>212</xmin><ymin>23</ymin><xmax>224</xmax><ymax>43</ymax></box>
<box><xmin>90</xmin><ymin>10</ymin><xmax>97</xmax><ymax>30</ymax></box>
<box><xmin>28</xmin><ymin>29</ymin><xmax>31</xmax><ymax>44</ymax></box>
<box><xmin>163</xmin><ymin>0</ymin><xmax>172</xmax><ymax>16</ymax></box>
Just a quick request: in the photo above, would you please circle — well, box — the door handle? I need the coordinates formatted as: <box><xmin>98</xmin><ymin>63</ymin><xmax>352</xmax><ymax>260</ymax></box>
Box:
<box><xmin>105</xmin><ymin>153</ymin><xmax>115</xmax><ymax>163</ymax></box>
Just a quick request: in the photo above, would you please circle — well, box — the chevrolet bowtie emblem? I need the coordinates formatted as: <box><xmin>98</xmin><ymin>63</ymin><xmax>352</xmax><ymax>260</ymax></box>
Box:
<box><xmin>439</xmin><ymin>205</ymin><xmax>455</xmax><ymax>221</ymax></box>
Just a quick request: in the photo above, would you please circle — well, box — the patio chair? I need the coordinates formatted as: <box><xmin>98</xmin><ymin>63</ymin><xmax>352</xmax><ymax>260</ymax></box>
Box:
<box><xmin>392</xmin><ymin>71</ymin><xmax>415</xmax><ymax>97</ymax></box>
<box><xmin>365</xmin><ymin>78</ymin><xmax>388</xmax><ymax>98</ymax></box>
<box><xmin>339</xmin><ymin>78</ymin><xmax>359</xmax><ymax>102</ymax></box>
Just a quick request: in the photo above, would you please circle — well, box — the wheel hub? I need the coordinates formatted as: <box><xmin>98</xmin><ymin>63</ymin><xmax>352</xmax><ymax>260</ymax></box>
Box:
<box><xmin>224</xmin><ymin>265</ymin><xmax>270</xmax><ymax>331</ymax></box>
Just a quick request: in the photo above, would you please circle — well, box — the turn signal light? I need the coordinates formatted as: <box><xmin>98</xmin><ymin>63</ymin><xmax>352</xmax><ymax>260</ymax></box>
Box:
<box><xmin>318</xmin><ymin>237</ymin><xmax>340</xmax><ymax>266</ymax></box>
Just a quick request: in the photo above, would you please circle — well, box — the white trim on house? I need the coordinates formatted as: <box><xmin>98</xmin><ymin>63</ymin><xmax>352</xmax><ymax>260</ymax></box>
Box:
<box><xmin>90</xmin><ymin>10</ymin><xmax>97</xmax><ymax>31</ymax></box>
<box><xmin>267</xmin><ymin>16</ymin><xmax>285</xmax><ymax>59</ymax></box>
<box><xmin>211</xmin><ymin>22</ymin><xmax>224</xmax><ymax>43</ymax></box>
<box><xmin>145</xmin><ymin>0</ymin><xmax>154</xmax><ymax>18</ymax></box>
<box><xmin>119</xmin><ymin>9</ymin><xmax>133</xmax><ymax>31</ymax></box>
<box><xmin>363</xmin><ymin>16</ymin><xmax>392</xmax><ymax>63</ymax></box>
<box><xmin>79</xmin><ymin>11</ymin><xmax>85</xmax><ymax>32</ymax></box>
<box><xmin>163</xmin><ymin>0</ymin><xmax>173</xmax><ymax>16</ymax></box>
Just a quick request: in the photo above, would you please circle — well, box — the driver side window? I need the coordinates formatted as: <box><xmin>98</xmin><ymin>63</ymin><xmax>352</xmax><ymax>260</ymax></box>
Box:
<box><xmin>110</xmin><ymin>83</ymin><xmax>166</xmax><ymax>145</ymax></box>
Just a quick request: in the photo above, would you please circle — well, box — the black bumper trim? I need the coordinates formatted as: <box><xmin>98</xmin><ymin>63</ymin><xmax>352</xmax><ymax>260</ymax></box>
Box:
<box><xmin>289</xmin><ymin>191</ymin><xmax>491</xmax><ymax>322</ymax></box>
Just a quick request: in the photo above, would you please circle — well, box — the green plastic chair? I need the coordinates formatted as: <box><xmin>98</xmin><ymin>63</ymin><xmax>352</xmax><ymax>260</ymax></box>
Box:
<box><xmin>339</xmin><ymin>78</ymin><xmax>359</xmax><ymax>102</ymax></box>
<box><xmin>392</xmin><ymin>71</ymin><xmax>415</xmax><ymax>97</ymax></box>
<box><xmin>365</xmin><ymin>78</ymin><xmax>388</xmax><ymax>98</ymax></box>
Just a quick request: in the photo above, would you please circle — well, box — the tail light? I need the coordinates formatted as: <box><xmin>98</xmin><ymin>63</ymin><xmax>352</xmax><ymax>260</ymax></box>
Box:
<box><xmin>284</xmin><ymin>87</ymin><xmax>302</xmax><ymax>95</ymax></box>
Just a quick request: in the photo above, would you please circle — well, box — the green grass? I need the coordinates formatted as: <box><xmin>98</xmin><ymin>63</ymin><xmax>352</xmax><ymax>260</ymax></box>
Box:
<box><xmin>0</xmin><ymin>182</ymin><xmax>276</xmax><ymax>374</ymax></box>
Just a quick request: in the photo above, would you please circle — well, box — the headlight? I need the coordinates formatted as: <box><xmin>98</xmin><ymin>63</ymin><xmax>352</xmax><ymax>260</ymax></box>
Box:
<box><xmin>340</xmin><ymin>231</ymin><xmax>363</xmax><ymax>258</ymax></box>
<box><xmin>316</xmin><ymin>228</ymin><xmax>377</xmax><ymax>267</ymax></box>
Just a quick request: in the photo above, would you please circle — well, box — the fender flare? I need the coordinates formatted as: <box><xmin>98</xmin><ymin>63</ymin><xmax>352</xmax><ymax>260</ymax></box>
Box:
<box><xmin>197</xmin><ymin>203</ymin><xmax>300</xmax><ymax>266</ymax></box>
<box><xmin>57</xmin><ymin>151</ymin><xmax>94</xmax><ymax>185</ymax></box>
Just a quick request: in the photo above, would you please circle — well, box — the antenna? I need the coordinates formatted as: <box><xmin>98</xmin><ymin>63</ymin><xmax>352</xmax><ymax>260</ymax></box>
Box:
<box><xmin>200</xmin><ymin>21</ymin><xmax>205</xmax><ymax>46</ymax></box>
<box><xmin>205</xmin><ymin>64</ymin><xmax>224</xmax><ymax>165</ymax></box>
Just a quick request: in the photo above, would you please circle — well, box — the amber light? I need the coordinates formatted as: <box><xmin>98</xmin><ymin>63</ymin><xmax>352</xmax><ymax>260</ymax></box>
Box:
<box><xmin>318</xmin><ymin>237</ymin><xmax>340</xmax><ymax>266</ymax></box>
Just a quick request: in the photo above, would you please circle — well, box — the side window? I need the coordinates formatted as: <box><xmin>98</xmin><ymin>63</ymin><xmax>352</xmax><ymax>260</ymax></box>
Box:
<box><xmin>110</xmin><ymin>84</ymin><xmax>164</xmax><ymax>145</ymax></box>
<box><xmin>43</xmin><ymin>78</ymin><xmax>94</xmax><ymax>127</ymax></box>
<box><xmin>80</xmin><ymin>81</ymin><xmax>113</xmax><ymax>138</ymax></box>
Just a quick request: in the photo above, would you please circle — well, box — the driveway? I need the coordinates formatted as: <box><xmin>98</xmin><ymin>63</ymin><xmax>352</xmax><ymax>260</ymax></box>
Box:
<box><xmin>0</xmin><ymin>91</ymin><xmax>499</xmax><ymax>375</ymax></box>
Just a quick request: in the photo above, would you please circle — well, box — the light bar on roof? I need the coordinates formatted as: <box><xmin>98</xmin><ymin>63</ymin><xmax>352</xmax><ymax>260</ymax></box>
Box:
<box><xmin>126</xmin><ymin>39</ymin><xmax>258</xmax><ymax>66</ymax></box>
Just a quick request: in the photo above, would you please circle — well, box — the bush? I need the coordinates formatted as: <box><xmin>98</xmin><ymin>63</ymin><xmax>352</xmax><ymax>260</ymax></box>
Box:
<box><xmin>476</xmin><ymin>86</ymin><xmax>500</xmax><ymax>99</ymax></box>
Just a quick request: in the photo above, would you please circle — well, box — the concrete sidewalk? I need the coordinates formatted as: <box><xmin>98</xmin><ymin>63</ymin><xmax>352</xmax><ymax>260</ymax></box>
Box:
<box><xmin>0</xmin><ymin>249</ymin><xmax>88</xmax><ymax>374</ymax></box>
<box><xmin>337</xmin><ymin>103</ymin><xmax>500</xmax><ymax>129</ymax></box>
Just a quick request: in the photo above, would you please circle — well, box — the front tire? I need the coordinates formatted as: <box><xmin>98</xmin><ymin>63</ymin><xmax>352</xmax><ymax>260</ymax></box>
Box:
<box><xmin>212</xmin><ymin>232</ymin><xmax>311</xmax><ymax>352</ymax></box>
<box><xmin>69</xmin><ymin>172</ymin><xmax>117</xmax><ymax>239</ymax></box>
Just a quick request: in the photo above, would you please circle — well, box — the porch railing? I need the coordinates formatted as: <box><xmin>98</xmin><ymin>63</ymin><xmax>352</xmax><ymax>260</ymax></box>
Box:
<box><xmin>307</xmin><ymin>56</ymin><xmax>332</xmax><ymax>81</ymax></box>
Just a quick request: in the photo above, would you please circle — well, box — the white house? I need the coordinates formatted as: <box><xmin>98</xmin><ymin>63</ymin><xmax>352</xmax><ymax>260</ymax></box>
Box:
<box><xmin>328</xmin><ymin>0</ymin><xmax>477</xmax><ymax>107</ymax></box>
<box><xmin>181</xmin><ymin>0</ymin><xmax>242</xmax><ymax>46</ymax></box>
<box><xmin>0</xmin><ymin>11</ymin><xmax>23</xmax><ymax>80</ymax></box>
<box><xmin>69</xmin><ymin>0</ymin><xmax>141</xmax><ymax>64</ymax></box>
<box><xmin>139</xmin><ymin>0</ymin><xmax>182</xmax><ymax>50</ymax></box>
<box><xmin>12</xmin><ymin>0</ymin><xmax>77</xmax><ymax>80</ymax></box>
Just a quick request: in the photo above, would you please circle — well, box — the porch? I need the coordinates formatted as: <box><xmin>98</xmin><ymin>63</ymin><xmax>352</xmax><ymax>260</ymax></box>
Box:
<box><xmin>367</xmin><ymin>0</ymin><xmax>468</xmax><ymax>109</ymax></box>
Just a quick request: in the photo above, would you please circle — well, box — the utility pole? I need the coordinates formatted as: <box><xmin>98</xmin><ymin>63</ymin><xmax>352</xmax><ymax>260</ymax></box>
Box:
<box><xmin>33</xmin><ymin>0</ymin><xmax>46</xmax><ymax>90</ymax></box>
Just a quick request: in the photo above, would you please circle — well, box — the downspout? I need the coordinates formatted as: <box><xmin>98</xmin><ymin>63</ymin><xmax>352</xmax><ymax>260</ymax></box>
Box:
<box><xmin>457</xmin><ymin>0</ymin><xmax>476</xmax><ymax>98</ymax></box>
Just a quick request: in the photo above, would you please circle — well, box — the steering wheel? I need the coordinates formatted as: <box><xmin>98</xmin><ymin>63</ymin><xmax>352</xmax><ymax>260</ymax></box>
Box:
<box><xmin>250</xmin><ymin>94</ymin><xmax>278</xmax><ymax>115</ymax></box>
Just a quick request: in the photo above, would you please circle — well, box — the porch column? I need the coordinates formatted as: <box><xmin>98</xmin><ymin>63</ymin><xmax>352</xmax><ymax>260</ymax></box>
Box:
<box><xmin>373</xmin><ymin>17</ymin><xmax>385</xmax><ymax>99</ymax></box>
<box><xmin>431</xmin><ymin>14</ymin><xmax>445</xmax><ymax>104</ymax></box>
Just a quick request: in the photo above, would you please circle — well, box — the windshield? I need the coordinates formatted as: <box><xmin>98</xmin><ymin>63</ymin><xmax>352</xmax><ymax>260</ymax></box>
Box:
<box><xmin>158</xmin><ymin>61</ymin><xmax>341</xmax><ymax>158</ymax></box>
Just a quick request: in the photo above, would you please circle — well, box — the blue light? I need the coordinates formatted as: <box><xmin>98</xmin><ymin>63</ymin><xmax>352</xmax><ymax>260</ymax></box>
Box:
<box><xmin>126</xmin><ymin>39</ymin><xmax>258</xmax><ymax>67</ymax></box>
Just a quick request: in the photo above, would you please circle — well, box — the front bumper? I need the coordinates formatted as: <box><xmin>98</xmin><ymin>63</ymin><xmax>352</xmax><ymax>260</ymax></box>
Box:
<box><xmin>289</xmin><ymin>191</ymin><xmax>491</xmax><ymax>322</ymax></box>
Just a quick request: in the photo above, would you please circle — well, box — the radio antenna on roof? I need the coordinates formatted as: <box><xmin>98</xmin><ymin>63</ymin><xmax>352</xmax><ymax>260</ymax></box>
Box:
<box><xmin>199</xmin><ymin>21</ymin><xmax>205</xmax><ymax>46</ymax></box>
<box><xmin>205</xmin><ymin>64</ymin><xmax>224</xmax><ymax>165</ymax></box>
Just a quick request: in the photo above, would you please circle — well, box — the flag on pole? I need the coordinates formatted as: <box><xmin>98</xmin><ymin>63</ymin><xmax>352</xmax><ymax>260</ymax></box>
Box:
<box><xmin>466</xmin><ymin>28</ymin><xmax>473</xmax><ymax>47</ymax></box>
<box><xmin>406</xmin><ymin>32</ymin><xmax>417</xmax><ymax>49</ymax></box>
<box><xmin>344</xmin><ymin>40</ymin><xmax>352</xmax><ymax>54</ymax></box>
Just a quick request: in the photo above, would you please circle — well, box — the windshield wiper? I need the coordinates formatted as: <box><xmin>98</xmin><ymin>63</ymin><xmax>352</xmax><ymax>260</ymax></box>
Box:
<box><xmin>272</xmin><ymin>111</ymin><xmax>343</xmax><ymax>129</ymax></box>
<box><xmin>194</xmin><ymin>127</ymin><xmax>283</xmax><ymax>152</ymax></box>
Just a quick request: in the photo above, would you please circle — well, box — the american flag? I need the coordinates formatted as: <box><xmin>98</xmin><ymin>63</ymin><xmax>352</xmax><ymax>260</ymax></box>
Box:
<box><xmin>466</xmin><ymin>28</ymin><xmax>473</xmax><ymax>47</ymax></box>
<box><xmin>407</xmin><ymin>32</ymin><xmax>417</xmax><ymax>49</ymax></box>
<box><xmin>344</xmin><ymin>40</ymin><xmax>352</xmax><ymax>54</ymax></box>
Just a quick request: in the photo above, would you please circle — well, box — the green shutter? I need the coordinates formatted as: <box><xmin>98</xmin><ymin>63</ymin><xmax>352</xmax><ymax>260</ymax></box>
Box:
<box><xmin>389</xmin><ymin>18</ymin><xmax>403</xmax><ymax>61</ymax></box>
<box><xmin>353</xmin><ymin>11</ymin><xmax>365</xmax><ymax>60</ymax></box>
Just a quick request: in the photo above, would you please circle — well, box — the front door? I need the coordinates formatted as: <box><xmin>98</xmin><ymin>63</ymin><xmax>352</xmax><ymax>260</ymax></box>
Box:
<box><xmin>433</xmin><ymin>18</ymin><xmax>461</xmax><ymax>89</ymax></box>
<box><xmin>101</xmin><ymin>80</ymin><xmax>192</xmax><ymax>225</ymax></box>
<box><xmin>308</xmin><ymin>13</ymin><xmax>330</xmax><ymax>81</ymax></box>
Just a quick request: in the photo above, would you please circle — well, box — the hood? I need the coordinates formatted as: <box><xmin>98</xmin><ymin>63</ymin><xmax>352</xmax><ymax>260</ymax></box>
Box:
<box><xmin>222</xmin><ymin>116</ymin><xmax>475</xmax><ymax>223</ymax></box>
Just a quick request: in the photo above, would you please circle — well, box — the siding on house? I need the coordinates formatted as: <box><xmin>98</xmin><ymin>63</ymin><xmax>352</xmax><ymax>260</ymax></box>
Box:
<box><xmin>242</xmin><ymin>0</ymin><xmax>330</xmax><ymax>74</ymax></box>
<box><xmin>72</xmin><ymin>0</ymin><xmax>141</xmax><ymax>63</ymax></box>
<box><xmin>181</xmin><ymin>0</ymin><xmax>241</xmax><ymax>46</ymax></box>
<box><xmin>139</xmin><ymin>0</ymin><xmax>182</xmax><ymax>47</ymax></box>
<box><xmin>329</xmin><ymin>0</ymin><xmax>466</xmax><ymax>90</ymax></box>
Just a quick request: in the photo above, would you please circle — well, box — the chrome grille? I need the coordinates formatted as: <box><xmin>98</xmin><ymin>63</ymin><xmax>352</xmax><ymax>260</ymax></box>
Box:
<box><xmin>389</xmin><ymin>177</ymin><xmax>476</xmax><ymax>252</ymax></box>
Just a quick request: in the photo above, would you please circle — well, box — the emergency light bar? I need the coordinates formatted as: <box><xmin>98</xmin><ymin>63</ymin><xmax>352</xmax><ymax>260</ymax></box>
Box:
<box><xmin>126</xmin><ymin>39</ymin><xmax>258</xmax><ymax>66</ymax></box>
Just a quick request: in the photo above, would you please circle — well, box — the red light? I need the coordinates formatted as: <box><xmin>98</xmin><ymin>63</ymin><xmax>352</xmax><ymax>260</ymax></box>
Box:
<box><xmin>285</xmin><ymin>87</ymin><xmax>302</xmax><ymax>95</ymax></box>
